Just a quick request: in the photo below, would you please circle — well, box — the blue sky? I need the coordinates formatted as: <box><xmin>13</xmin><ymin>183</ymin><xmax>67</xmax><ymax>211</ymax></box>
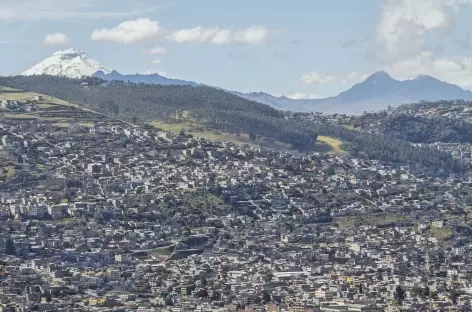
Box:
<box><xmin>1</xmin><ymin>0</ymin><xmax>472</xmax><ymax>98</ymax></box>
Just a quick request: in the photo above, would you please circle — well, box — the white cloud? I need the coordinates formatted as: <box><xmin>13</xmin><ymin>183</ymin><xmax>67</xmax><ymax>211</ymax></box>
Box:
<box><xmin>91</xmin><ymin>18</ymin><xmax>160</xmax><ymax>44</ymax></box>
<box><xmin>299</xmin><ymin>71</ymin><xmax>370</xmax><ymax>86</ymax></box>
<box><xmin>142</xmin><ymin>69</ymin><xmax>167</xmax><ymax>76</ymax></box>
<box><xmin>151</xmin><ymin>59</ymin><xmax>163</xmax><ymax>64</ymax></box>
<box><xmin>0</xmin><ymin>0</ymin><xmax>162</xmax><ymax>21</ymax></box>
<box><xmin>385</xmin><ymin>51</ymin><xmax>472</xmax><ymax>89</ymax></box>
<box><xmin>286</xmin><ymin>93</ymin><xmax>322</xmax><ymax>100</ymax></box>
<box><xmin>42</xmin><ymin>33</ymin><xmax>71</xmax><ymax>45</ymax></box>
<box><xmin>377</xmin><ymin>0</ymin><xmax>472</xmax><ymax>58</ymax></box>
<box><xmin>299</xmin><ymin>72</ymin><xmax>336</xmax><ymax>85</ymax></box>
<box><xmin>167</xmin><ymin>26</ymin><xmax>270</xmax><ymax>45</ymax></box>
<box><xmin>143</xmin><ymin>47</ymin><xmax>168</xmax><ymax>54</ymax></box>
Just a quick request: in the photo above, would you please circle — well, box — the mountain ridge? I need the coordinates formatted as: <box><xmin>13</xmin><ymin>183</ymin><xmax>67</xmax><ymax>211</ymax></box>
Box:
<box><xmin>20</xmin><ymin>49</ymin><xmax>472</xmax><ymax>115</ymax></box>
<box><xmin>237</xmin><ymin>71</ymin><xmax>472</xmax><ymax>114</ymax></box>
<box><xmin>93</xmin><ymin>70</ymin><xmax>199</xmax><ymax>86</ymax></box>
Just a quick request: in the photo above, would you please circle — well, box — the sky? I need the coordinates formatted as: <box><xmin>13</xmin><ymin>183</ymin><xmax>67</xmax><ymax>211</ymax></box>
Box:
<box><xmin>1</xmin><ymin>0</ymin><xmax>472</xmax><ymax>98</ymax></box>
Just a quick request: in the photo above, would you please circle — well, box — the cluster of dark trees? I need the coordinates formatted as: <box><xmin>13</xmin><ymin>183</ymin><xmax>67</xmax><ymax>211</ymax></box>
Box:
<box><xmin>381</xmin><ymin>114</ymin><xmax>472</xmax><ymax>143</ymax></box>
<box><xmin>349</xmin><ymin>101</ymin><xmax>472</xmax><ymax>144</ymax></box>
<box><xmin>0</xmin><ymin>75</ymin><xmax>465</xmax><ymax>172</ymax></box>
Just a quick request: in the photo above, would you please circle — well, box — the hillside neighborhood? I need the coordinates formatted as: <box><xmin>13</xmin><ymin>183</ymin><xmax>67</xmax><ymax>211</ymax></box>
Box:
<box><xmin>5</xmin><ymin>0</ymin><xmax>472</xmax><ymax>309</ymax></box>
<box><xmin>0</xmin><ymin>95</ymin><xmax>472</xmax><ymax>311</ymax></box>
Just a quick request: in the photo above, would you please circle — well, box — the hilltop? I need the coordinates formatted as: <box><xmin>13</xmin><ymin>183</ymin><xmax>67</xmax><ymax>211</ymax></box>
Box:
<box><xmin>22</xmin><ymin>48</ymin><xmax>111</xmax><ymax>79</ymax></box>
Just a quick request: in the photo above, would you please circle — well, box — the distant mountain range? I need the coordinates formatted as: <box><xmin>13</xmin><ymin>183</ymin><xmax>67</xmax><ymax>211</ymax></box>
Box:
<box><xmin>93</xmin><ymin>70</ymin><xmax>199</xmax><ymax>86</ymax></box>
<box><xmin>236</xmin><ymin>71</ymin><xmax>472</xmax><ymax>115</ymax></box>
<box><xmin>21</xmin><ymin>49</ymin><xmax>472</xmax><ymax>115</ymax></box>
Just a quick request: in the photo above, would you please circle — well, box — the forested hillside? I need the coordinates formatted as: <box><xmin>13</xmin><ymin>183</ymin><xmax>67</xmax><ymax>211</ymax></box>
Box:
<box><xmin>340</xmin><ymin>101</ymin><xmax>472</xmax><ymax>144</ymax></box>
<box><xmin>381</xmin><ymin>115</ymin><xmax>472</xmax><ymax>143</ymax></box>
<box><xmin>0</xmin><ymin>75</ymin><xmax>465</xmax><ymax>172</ymax></box>
<box><xmin>0</xmin><ymin>75</ymin><xmax>318</xmax><ymax>150</ymax></box>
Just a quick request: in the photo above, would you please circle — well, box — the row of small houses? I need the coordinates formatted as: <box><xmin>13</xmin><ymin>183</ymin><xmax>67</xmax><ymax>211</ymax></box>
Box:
<box><xmin>0</xmin><ymin>96</ymin><xmax>43</xmax><ymax>110</ymax></box>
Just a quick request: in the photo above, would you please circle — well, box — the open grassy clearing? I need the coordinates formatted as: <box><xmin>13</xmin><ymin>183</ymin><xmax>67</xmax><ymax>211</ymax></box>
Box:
<box><xmin>427</xmin><ymin>226</ymin><xmax>454</xmax><ymax>240</ymax></box>
<box><xmin>2</xmin><ymin>165</ymin><xmax>16</xmax><ymax>178</ymax></box>
<box><xmin>51</xmin><ymin>120</ymin><xmax>94</xmax><ymax>128</ymax></box>
<box><xmin>3</xmin><ymin>113</ymin><xmax>70</xmax><ymax>123</ymax></box>
<box><xmin>148</xmin><ymin>119</ymin><xmax>291</xmax><ymax>149</ymax></box>
<box><xmin>317</xmin><ymin>135</ymin><xmax>346</xmax><ymax>154</ymax></box>
<box><xmin>3</xmin><ymin>113</ymin><xmax>38</xmax><ymax>120</ymax></box>
<box><xmin>53</xmin><ymin>121</ymin><xmax>72</xmax><ymax>128</ymax></box>
<box><xmin>0</xmin><ymin>149</ymin><xmax>18</xmax><ymax>181</ymax></box>
<box><xmin>0</xmin><ymin>87</ymin><xmax>102</xmax><ymax>127</ymax></box>
<box><xmin>37</xmin><ymin>103</ymin><xmax>57</xmax><ymax>109</ymax></box>
<box><xmin>0</xmin><ymin>87</ymin><xmax>21</xmax><ymax>92</ymax></box>
<box><xmin>148</xmin><ymin>120</ymin><xmax>195</xmax><ymax>133</ymax></box>
<box><xmin>336</xmin><ymin>213</ymin><xmax>409</xmax><ymax>228</ymax></box>
<box><xmin>0</xmin><ymin>91</ymin><xmax>39</xmax><ymax>101</ymax></box>
<box><xmin>0</xmin><ymin>86</ymin><xmax>78</xmax><ymax>108</ymax></box>
<box><xmin>149</xmin><ymin>119</ymin><xmax>348</xmax><ymax>153</ymax></box>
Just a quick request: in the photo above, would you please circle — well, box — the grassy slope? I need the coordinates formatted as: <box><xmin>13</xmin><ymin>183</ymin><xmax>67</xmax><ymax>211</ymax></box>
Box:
<box><xmin>149</xmin><ymin>119</ymin><xmax>291</xmax><ymax>150</ymax></box>
<box><xmin>0</xmin><ymin>88</ymin><xmax>96</xmax><ymax>128</ymax></box>
<box><xmin>1</xmin><ymin>88</ymin><xmax>346</xmax><ymax>153</ymax></box>
<box><xmin>336</xmin><ymin>213</ymin><xmax>409</xmax><ymax>228</ymax></box>
<box><xmin>317</xmin><ymin>135</ymin><xmax>346</xmax><ymax>154</ymax></box>
<box><xmin>150</xmin><ymin>119</ymin><xmax>346</xmax><ymax>153</ymax></box>
<box><xmin>427</xmin><ymin>226</ymin><xmax>453</xmax><ymax>240</ymax></box>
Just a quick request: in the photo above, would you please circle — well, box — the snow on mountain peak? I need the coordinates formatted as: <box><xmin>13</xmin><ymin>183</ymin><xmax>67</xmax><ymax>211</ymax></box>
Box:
<box><xmin>52</xmin><ymin>48</ymin><xmax>82</xmax><ymax>57</ymax></box>
<box><xmin>22</xmin><ymin>48</ymin><xmax>111</xmax><ymax>79</ymax></box>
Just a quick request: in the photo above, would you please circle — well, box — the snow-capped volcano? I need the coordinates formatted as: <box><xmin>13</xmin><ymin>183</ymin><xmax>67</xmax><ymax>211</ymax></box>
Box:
<box><xmin>22</xmin><ymin>48</ymin><xmax>111</xmax><ymax>78</ymax></box>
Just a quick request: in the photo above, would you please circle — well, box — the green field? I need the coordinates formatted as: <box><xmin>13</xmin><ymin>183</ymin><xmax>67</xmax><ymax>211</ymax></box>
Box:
<box><xmin>149</xmin><ymin>119</ymin><xmax>346</xmax><ymax>154</ymax></box>
<box><xmin>317</xmin><ymin>135</ymin><xmax>346</xmax><ymax>154</ymax></box>
<box><xmin>427</xmin><ymin>226</ymin><xmax>453</xmax><ymax>240</ymax></box>
<box><xmin>149</xmin><ymin>119</ymin><xmax>290</xmax><ymax>149</ymax></box>
<box><xmin>0</xmin><ymin>91</ymin><xmax>39</xmax><ymax>101</ymax></box>
<box><xmin>0</xmin><ymin>87</ymin><xmax>80</xmax><ymax>108</ymax></box>
<box><xmin>0</xmin><ymin>87</ymin><xmax>102</xmax><ymax>128</ymax></box>
<box><xmin>336</xmin><ymin>213</ymin><xmax>409</xmax><ymax>228</ymax></box>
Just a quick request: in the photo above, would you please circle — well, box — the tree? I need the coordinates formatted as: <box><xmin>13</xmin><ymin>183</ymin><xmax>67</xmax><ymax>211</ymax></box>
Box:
<box><xmin>263</xmin><ymin>272</ymin><xmax>274</xmax><ymax>283</ymax></box>
<box><xmin>451</xmin><ymin>291</ymin><xmax>460</xmax><ymax>305</ymax></box>
<box><xmin>262</xmin><ymin>291</ymin><xmax>271</xmax><ymax>303</ymax></box>
<box><xmin>182</xmin><ymin>227</ymin><xmax>192</xmax><ymax>237</ymax></box>
<box><xmin>394</xmin><ymin>285</ymin><xmax>406</xmax><ymax>304</ymax></box>
<box><xmin>423</xmin><ymin>286</ymin><xmax>430</xmax><ymax>298</ymax></box>
<box><xmin>411</xmin><ymin>286</ymin><xmax>423</xmax><ymax>297</ymax></box>
<box><xmin>5</xmin><ymin>238</ymin><xmax>16</xmax><ymax>256</ymax></box>
<box><xmin>196</xmin><ymin>288</ymin><xmax>209</xmax><ymax>298</ymax></box>
<box><xmin>165</xmin><ymin>298</ymin><xmax>174</xmax><ymax>306</ymax></box>
<box><xmin>210</xmin><ymin>290</ymin><xmax>221</xmax><ymax>301</ymax></box>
